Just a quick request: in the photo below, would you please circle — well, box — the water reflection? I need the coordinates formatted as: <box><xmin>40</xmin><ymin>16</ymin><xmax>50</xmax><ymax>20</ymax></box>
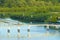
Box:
<box><xmin>0</xmin><ymin>18</ymin><xmax>60</xmax><ymax>40</ymax></box>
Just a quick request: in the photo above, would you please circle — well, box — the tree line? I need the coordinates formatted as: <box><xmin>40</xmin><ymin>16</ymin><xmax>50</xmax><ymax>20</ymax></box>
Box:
<box><xmin>0</xmin><ymin>0</ymin><xmax>60</xmax><ymax>23</ymax></box>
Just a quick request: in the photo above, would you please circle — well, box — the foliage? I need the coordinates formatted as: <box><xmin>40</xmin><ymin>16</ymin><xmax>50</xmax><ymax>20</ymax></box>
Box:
<box><xmin>0</xmin><ymin>0</ymin><xmax>60</xmax><ymax>23</ymax></box>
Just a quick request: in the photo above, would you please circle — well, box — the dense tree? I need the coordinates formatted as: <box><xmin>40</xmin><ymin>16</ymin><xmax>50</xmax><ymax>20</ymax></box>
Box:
<box><xmin>0</xmin><ymin>0</ymin><xmax>60</xmax><ymax>23</ymax></box>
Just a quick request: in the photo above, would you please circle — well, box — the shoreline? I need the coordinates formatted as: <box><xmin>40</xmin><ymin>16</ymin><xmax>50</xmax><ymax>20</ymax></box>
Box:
<box><xmin>0</xmin><ymin>18</ymin><xmax>60</xmax><ymax>24</ymax></box>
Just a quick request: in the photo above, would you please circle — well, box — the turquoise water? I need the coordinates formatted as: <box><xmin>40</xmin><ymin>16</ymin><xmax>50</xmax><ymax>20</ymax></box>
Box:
<box><xmin>0</xmin><ymin>18</ymin><xmax>60</xmax><ymax>40</ymax></box>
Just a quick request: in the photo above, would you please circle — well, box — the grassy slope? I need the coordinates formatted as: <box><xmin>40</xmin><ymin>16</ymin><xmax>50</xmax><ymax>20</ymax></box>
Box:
<box><xmin>0</xmin><ymin>0</ymin><xmax>60</xmax><ymax>23</ymax></box>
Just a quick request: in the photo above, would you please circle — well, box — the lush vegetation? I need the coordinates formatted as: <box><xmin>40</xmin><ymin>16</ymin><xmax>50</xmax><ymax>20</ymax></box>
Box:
<box><xmin>0</xmin><ymin>0</ymin><xmax>60</xmax><ymax>23</ymax></box>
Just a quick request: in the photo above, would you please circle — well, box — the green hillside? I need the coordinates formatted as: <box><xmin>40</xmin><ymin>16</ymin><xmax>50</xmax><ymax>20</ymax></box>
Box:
<box><xmin>0</xmin><ymin>0</ymin><xmax>60</xmax><ymax>23</ymax></box>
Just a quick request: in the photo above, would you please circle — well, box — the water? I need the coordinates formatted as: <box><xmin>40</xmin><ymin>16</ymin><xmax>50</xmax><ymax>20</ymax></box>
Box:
<box><xmin>0</xmin><ymin>18</ymin><xmax>60</xmax><ymax>40</ymax></box>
